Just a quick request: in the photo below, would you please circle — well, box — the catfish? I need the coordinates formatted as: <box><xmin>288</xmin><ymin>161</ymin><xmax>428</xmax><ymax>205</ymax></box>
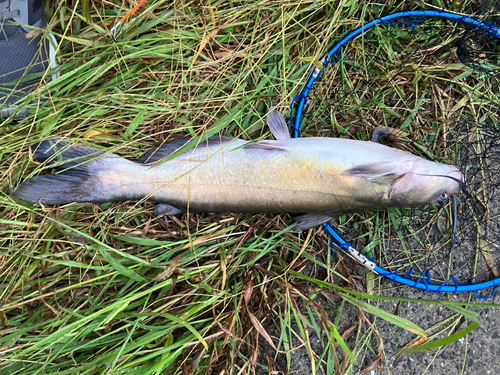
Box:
<box><xmin>11</xmin><ymin>110</ymin><xmax>464</xmax><ymax>230</ymax></box>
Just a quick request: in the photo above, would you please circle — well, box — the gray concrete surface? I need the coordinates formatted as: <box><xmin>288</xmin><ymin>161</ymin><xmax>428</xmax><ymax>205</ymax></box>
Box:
<box><xmin>261</xmin><ymin>277</ymin><xmax>500</xmax><ymax>375</ymax></box>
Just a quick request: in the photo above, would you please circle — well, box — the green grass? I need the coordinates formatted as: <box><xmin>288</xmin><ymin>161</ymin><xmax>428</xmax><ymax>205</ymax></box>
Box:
<box><xmin>2</xmin><ymin>0</ymin><xmax>500</xmax><ymax>374</ymax></box>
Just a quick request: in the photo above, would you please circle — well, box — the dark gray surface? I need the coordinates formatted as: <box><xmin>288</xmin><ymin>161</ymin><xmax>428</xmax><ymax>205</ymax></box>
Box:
<box><xmin>0</xmin><ymin>27</ymin><xmax>48</xmax><ymax>103</ymax></box>
<box><xmin>376</xmin><ymin>292</ymin><xmax>499</xmax><ymax>375</ymax></box>
<box><xmin>266</xmin><ymin>272</ymin><xmax>500</xmax><ymax>375</ymax></box>
<box><xmin>0</xmin><ymin>2</ymin><xmax>54</xmax><ymax>118</ymax></box>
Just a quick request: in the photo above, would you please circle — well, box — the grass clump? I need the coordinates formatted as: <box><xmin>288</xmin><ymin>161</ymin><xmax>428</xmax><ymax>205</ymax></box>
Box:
<box><xmin>1</xmin><ymin>0</ymin><xmax>500</xmax><ymax>374</ymax></box>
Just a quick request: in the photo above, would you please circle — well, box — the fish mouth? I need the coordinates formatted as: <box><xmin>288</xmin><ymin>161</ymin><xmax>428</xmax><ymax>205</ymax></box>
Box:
<box><xmin>415</xmin><ymin>169</ymin><xmax>466</xmax><ymax>192</ymax></box>
<box><xmin>439</xmin><ymin>174</ymin><xmax>467</xmax><ymax>192</ymax></box>
<box><xmin>408</xmin><ymin>167</ymin><xmax>465</xmax><ymax>249</ymax></box>
<box><xmin>445</xmin><ymin>166</ymin><xmax>466</xmax><ymax>191</ymax></box>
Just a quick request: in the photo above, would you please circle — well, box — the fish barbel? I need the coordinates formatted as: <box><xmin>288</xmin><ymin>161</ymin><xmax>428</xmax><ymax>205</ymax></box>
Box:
<box><xmin>12</xmin><ymin>111</ymin><xmax>464</xmax><ymax>230</ymax></box>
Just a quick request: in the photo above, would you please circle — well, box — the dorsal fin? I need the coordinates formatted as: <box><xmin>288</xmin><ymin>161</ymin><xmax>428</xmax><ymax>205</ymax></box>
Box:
<box><xmin>267</xmin><ymin>110</ymin><xmax>291</xmax><ymax>140</ymax></box>
<box><xmin>138</xmin><ymin>136</ymin><xmax>235</xmax><ymax>164</ymax></box>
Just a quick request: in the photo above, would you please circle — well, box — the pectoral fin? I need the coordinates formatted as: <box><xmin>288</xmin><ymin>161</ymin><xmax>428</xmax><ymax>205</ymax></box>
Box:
<box><xmin>154</xmin><ymin>203</ymin><xmax>183</xmax><ymax>216</ymax></box>
<box><xmin>341</xmin><ymin>160</ymin><xmax>411</xmax><ymax>182</ymax></box>
<box><xmin>293</xmin><ymin>213</ymin><xmax>335</xmax><ymax>231</ymax></box>
<box><xmin>371</xmin><ymin>127</ymin><xmax>393</xmax><ymax>143</ymax></box>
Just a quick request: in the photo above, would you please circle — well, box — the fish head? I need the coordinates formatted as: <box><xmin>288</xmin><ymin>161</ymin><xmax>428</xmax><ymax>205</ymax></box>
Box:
<box><xmin>388</xmin><ymin>159</ymin><xmax>464</xmax><ymax>206</ymax></box>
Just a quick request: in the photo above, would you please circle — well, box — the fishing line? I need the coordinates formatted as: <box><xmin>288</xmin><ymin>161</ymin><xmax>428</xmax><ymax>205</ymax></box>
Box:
<box><xmin>290</xmin><ymin>7</ymin><xmax>500</xmax><ymax>295</ymax></box>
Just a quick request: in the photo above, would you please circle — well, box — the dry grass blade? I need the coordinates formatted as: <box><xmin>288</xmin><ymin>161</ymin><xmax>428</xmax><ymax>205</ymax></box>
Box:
<box><xmin>1</xmin><ymin>0</ymin><xmax>500</xmax><ymax>374</ymax></box>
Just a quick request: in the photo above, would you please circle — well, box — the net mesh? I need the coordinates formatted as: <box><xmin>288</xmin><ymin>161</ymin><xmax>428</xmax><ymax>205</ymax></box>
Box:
<box><xmin>299</xmin><ymin>5</ymin><xmax>500</xmax><ymax>289</ymax></box>
<box><xmin>375</xmin><ymin>118</ymin><xmax>500</xmax><ymax>286</ymax></box>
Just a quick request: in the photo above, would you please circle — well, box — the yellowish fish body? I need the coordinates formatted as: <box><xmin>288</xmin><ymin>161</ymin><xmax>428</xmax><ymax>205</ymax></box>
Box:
<box><xmin>12</xmin><ymin>111</ymin><xmax>464</xmax><ymax>230</ymax></box>
<box><xmin>113</xmin><ymin>138</ymin><xmax>416</xmax><ymax>212</ymax></box>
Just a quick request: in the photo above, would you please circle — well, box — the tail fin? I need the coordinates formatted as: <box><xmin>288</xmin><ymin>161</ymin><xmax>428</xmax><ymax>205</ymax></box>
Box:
<box><xmin>31</xmin><ymin>139</ymin><xmax>104</xmax><ymax>170</ymax></box>
<box><xmin>11</xmin><ymin>139</ymin><xmax>120</xmax><ymax>205</ymax></box>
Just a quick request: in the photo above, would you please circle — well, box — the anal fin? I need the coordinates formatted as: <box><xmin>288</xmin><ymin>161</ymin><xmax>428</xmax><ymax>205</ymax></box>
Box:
<box><xmin>293</xmin><ymin>213</ymin><xmax>335</xmax><ymax>231</ymax></box>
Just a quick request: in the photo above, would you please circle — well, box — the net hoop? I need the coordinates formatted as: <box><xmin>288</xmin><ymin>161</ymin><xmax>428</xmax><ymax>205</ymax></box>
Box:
<box><xmin>291</xmin><ymin>9</ymin><xmax>500</xmax><ymax>295</ymax></box>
